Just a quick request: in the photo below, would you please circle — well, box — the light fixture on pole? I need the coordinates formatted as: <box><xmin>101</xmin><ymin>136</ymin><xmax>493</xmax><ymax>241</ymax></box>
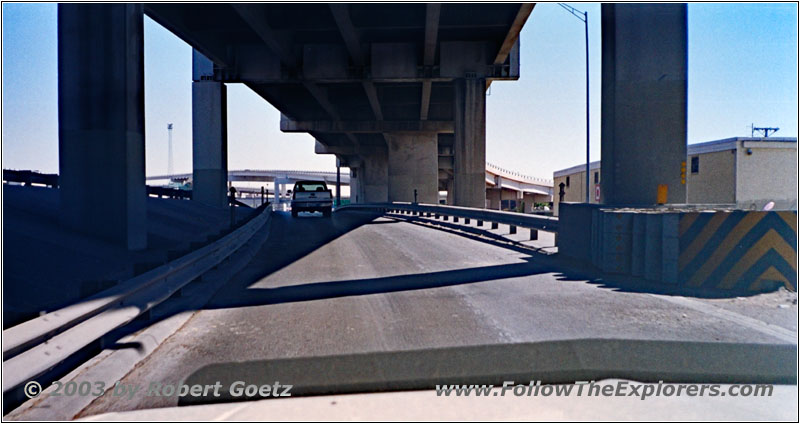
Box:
<box><xmin>558</xmin><ymin>3</ymin><xmax>590</xmax><ymax>203</ymax></box>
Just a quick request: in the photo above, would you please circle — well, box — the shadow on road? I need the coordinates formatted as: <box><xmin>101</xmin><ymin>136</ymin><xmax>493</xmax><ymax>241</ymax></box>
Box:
<box><xmin>205</xmin><ymin>260</ymin><xmax>550</xmax><ymax>309</ymax></box>
<box><xmin>198</xmin><ymin>210</ymin><xmax>753</xmax><ymax>315</ymax></box>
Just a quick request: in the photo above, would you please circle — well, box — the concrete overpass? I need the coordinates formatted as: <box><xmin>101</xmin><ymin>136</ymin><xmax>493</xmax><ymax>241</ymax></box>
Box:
<box><xmin>147</xmin><ymin>169</ymin><xmax>350</xmax><ymax>186</ymax></box>
<box><xmin>146</xmin><ymin>164</ymin><xmax>553</xmax><ymax>207</ymax></box>
<box><xmin>144</xmin><ymin>3</ymin><xmax>532</xmax><ymax>209</ymax></box>
<box><xmin>56</xmin><ymin>3</ymin><xmax>690</xmax><ymax>251</ymax></box>
<box><xmin>485</xmin><ymin>162</ymin><xmax>552</xmax><ymax>210</ymax></box>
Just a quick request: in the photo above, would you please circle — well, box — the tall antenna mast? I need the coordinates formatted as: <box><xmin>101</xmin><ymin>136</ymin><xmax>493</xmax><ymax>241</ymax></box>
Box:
<box><xmin>167</xmin><ymin>123</ymin><xmax>174</xmax><ymax>176</ymax></box>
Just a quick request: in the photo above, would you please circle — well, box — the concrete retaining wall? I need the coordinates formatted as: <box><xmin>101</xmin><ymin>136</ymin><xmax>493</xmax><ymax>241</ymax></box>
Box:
<box><xmin>560</xmin><ymin>203</ymin><xmax>797</xmax><ymax>292</ymax></box>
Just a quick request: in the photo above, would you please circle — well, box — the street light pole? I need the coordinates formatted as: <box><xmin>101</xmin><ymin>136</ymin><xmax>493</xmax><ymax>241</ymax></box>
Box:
<box><xmin>558</xmin><ymin>3</ymin><xmax>590</xmax><ymax>203</ymax></box>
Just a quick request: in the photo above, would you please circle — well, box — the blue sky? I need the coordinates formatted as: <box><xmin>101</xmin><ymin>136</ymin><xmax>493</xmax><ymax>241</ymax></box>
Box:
<box><xmin>2</xmin><ymin>3</ymin><xmax>797</xmax><ymax>178</ymax></box>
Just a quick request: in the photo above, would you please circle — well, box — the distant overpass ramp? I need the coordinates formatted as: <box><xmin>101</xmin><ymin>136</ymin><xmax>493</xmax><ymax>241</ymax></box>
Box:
<box><xmin>146</xmin><ymin>169</ymin><xmax>350</xmax><ymax>186</ymax></box>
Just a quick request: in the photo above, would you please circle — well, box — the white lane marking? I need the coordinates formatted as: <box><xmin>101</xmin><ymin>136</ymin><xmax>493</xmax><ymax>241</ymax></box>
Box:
<box><xmin>650</xmin><ymin>294</ymin><xmax>797</xmax><ymax>343</ymax></box>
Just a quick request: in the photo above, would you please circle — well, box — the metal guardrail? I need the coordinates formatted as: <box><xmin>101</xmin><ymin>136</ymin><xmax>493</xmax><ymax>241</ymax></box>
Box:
<box><xmin>2</xmin><ymin>169</ymin><xmax>59</xmax><ymax>187</ymax></box>
<box><xmin>3</xmin><ymin>169</ymin><xmax>195</xmax><ymax>200</ymax></box>
<box><xmin>337</xmin><ymin>202</ymin><xmax>558</xmax><ymax>233</ymax></box>
<box><xmin>147</xmin><ymin>185</ymin><xmax>191</xmax><ymax>199</ymax></box>
<box><xmin>2</xmin><ymin>203</ymin><xmax>273</xmax><ymax>394</ymax></box>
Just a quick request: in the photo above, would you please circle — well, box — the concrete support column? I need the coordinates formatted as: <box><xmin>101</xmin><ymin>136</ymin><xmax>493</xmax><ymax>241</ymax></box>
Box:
<box><xmin>273</xmin><ymin>178</ymin><xmax>289</xmax><ymax>205</ymax></box>
<box><xmin>600</xmin><ymin>4</ymin><xmax>688</xmax><ymax>205</ymax></box>
<box><xmin>335</xmin><ymin>157</ymin><xmax>342</xmax><ymax>207</ymax></box>
<box><xmin>57</xmin><ymin>4</ymin><xmax>147</xmax><ymax>250</ymax></box>
<box><xmin>445</xmin><ymin>179</ymin><xmax>455</xmax><ymax>205</ymax></box>
<box><xmin>349</xmin><ymin>167</ymin><xmax>362</xmax><ymax>204</ymax></box>
<box><xmin>386</xmin><ymin>133</ymin><xmax>439</xmax><ymax>203</ymax></box>
<box><xmin>192</xmin><ymin>78</ymin><xmax>228</xmax><ymax>208</ymax></box>
<box><xmin>453</xmin><ymin>78</ymin><xmax>487</xmax><ymax>208</ymax></box>
<box><xmin>359</xmin><ymin>148</ymin><xmax>389</xmax><ymax>203</ymax></box>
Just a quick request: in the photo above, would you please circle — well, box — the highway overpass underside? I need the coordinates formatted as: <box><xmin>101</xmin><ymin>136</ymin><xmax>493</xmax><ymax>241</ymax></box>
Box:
<box><xmin>56</xmin><ymin>3</ymin><xmax>688</xmax><ymax>249</ymax></box>
<box><xmin>143</xmin><ymin>3</ymin><xmax>532</xmax><ymax>209</ymax></box>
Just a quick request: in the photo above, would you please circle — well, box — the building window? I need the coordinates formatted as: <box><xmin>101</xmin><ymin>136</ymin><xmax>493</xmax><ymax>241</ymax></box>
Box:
<box><xmin>566</xmin><ymin>176</ymin><xmax>570</xmax><ymax>187</ymax></box>
<box><xmin>594</xmin><ymin>171</ymin><xmax>599</xmax><ymax>184</ymax></box>
<box><xmin>690</xmin><ymin>156</ymin><xmax>699</xmax><ymax>174</ymax></box>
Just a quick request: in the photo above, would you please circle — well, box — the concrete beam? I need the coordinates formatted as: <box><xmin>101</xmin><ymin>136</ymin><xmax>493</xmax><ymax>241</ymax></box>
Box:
<box><xmin>494</xmin><ymin>4</ymin><xmax>534</xmax><ymax>65</ymax></box>
<box><xmin>302</xmin><ymin>44</ymin><xmax>349</xmax><ymax>80</ymax></box>
<box><xmin>234</xmin><ymin>4</ymin><xmax>358</xmax><ymax>147</ymax></box>
<box><xmin>57</xmin><ymin>4</ymin><xmax>147</xmax><ymax>250</ymax></box>
<box><xmin>424</xmin><ymin>4</ymin><xmax>442</xmax><ymax>66</ymax></box>
<box><xmin>372</xmin><ymin>43</ymin><xmax>418</xmax><ymax>79</ymax></box>
<box><xmin>231</xmin><ymin>4</ymin><xmax>297</xmax><ymax>68</ymax></box>
<box><xmin>600</xmin><ymin>4</ymin><xmax>688</xmax><ymax>205</ymax></box>
<box><xmin>386</xmin><ymin>133</ymin><xmax>439</xmax><ymax>203</ymax></box>
<box><xmin>440</xmin><ymin>41</ymin><xmax>493</xmax><ymax>78</ymax></box>
<box><xmin>329</xmin><ymin>4</ymin><xmax>385</xmax><ymax>124</ymax></box>
<box><xmin>420</xmin><ymin>81</ymin><xmax>433</xmax><ymax>121</ymax></box>
<box><xmin>192</xmin><ymin>77</ymin><xmax>228</xmax><ymax>208</ymax></box>
<box><xmin>363</xmin><ymin>82</ymin><xmax>384</xmax><ymax>121</ymax></box>
<box><xmin>315</xmin><ymin>140</ymin><xmax>356</xmax><ymax>156</ymax></box>
<box><xmin>453</xmin><ymin>78</ymin><xmax>487</xmax><ymax>208</ymax></box>
<box><xmin>329</xmin><ymin>4</ymin><xmax>366</xmax><ymax>65</ymax></box>
<box><xmin>420</xmin><ymin>4</ymin><xmax>441</xmax><ymax>121</ymax></box>
<box><xmin>281</xmin><ymin>117</ymin><xmax>454</xmax><ymax>134</ymax></box>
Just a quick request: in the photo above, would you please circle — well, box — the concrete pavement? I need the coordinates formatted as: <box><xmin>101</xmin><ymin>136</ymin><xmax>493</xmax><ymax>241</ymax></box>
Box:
<box><xmin>19</xmin><ymin>210</ymin><xmax>796</xmax><ymax>418</ymax></box>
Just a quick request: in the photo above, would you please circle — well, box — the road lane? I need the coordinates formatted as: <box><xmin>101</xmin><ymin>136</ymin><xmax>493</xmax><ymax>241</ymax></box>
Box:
<box><xmin>76</xmin><ymin>210</ymin><xmax>796</xmax><ymax>416</ymax></box>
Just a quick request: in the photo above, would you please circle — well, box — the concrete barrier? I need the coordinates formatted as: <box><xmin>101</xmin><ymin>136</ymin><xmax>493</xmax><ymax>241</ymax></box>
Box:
<box><xmin>557</xmin><ymin>203</ymin><xmax>600</xmax><ymax>262</ymax></box>
<box><xmin>559</xmin><ymin>204</ymin><xmax>797</xmax><ymax>292</ymax></box>
<box><xmin>2</xmin><ymin>204</ymin><xmax>274</xmax><ymax>394</ymax></box>
<box><xmin>675</xmin><ymin>211</ymin><xmax>796</xmax><ymax>291</ymax></box>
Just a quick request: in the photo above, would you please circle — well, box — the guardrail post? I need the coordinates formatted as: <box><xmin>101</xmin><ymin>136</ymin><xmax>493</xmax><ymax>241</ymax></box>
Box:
<box><xmin>229</xmin><ymin>187</ymin><xmax>237</xmax><ymax>227</ymax></box>
<box><xmin>510</xmin><ymin>225</ymin><xmax>517</xmax><ymax>234</ymax></box>
<box><xmin>491</xmin><ymin>222</ymin><xmax>498</xmax><ymax>229</ymax></box>
<box><xmin>530</xmin><ymin>229</ymin><xmax>538</xmax><ymax>240</ymax></box>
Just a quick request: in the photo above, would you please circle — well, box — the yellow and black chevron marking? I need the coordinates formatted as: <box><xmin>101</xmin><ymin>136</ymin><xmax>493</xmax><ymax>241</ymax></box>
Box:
<box><xmin>678</xmin><ymin>211</ymin><xmax>797</xmax><ymax>292</ymax></box>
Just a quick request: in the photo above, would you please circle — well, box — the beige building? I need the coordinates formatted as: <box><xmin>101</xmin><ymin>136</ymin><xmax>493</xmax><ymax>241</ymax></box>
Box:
<box><xmin>553</xmin><ymin>137</ymin><xmax>797</xmax><ymax>215</ymax></box>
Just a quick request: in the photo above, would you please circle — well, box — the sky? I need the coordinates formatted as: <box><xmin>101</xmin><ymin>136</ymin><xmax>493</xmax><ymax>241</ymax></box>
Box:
<box><xmin>2</xmin><ymin>3</ymin><xmax>797</xmax><ymax>179</ymax></box>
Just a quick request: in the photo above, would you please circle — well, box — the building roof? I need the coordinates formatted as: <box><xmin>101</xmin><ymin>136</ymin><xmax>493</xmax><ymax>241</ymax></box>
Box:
<box><xmin>687</xmin><ymin>136</ymin><xmax>796</xmax><ymax>155</ymax></box>
<box><xmin>553</xmin><ymin>136</ymin><xmax>797</xmax><ymax>177</ymax></box>
<box><xmin>553</xmin><ymin>161</ymin><xmax>601</xmax><ymax>178</ymax></box>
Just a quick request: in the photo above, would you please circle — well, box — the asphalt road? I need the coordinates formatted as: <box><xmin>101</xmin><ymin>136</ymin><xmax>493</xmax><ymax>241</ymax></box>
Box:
<box><xmin>76</xmin><ymin>210</ymin><xmax>797</xmax><ymax>416</ymax></box>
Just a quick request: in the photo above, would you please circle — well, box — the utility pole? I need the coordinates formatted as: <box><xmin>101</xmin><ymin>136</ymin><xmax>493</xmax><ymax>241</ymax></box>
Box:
<box><xmin>167</xmin><ymin>123</ymin><xmax>174</xmax><ymax>176</ymax></box>
<box><xmin>558</xmin><ymin>3</ymin><xmax>590</xmax><ymax>203</ymax></box>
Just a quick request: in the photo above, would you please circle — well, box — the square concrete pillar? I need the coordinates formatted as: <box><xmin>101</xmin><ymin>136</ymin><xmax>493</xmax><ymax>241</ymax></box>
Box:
<box><xmin>453</xmin><ymin>78</ymin><xmax>487</xmax><ymax>208</ymax></box>
<box><xmin>349</xmin><ymin>167</ymin><xmax>362</xmax><ymax>204</ymax></box>
<box><xmin>386</xmin><ymin>133</ymin><xmax>439</xmax><ymax>203</ymax></box>
<box><xmin>359</xmin><ymin>148</ymin><xmax>389</xmax><ymax>203</ymax></box>
<box><xmin>192</xmin><ymin>80</ymin><xmax>228</xmax><ymax>208</ymax></box>
<box><xmin>600</xmin><ymin>4</ymin><xmax>688</xmax><ymax>205</ymax></box>
<box><xmin>57</xmin><ymin>4</ymin><xmax>147</xmax><ymax>250</ymax></box>
<box><xmin>445</xmin><ymin>179</ymin><xmax>455</xmax><ymax>205</ymax></box>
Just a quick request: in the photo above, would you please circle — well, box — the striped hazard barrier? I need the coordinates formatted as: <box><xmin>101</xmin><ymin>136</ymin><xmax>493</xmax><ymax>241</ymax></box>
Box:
<box><xmin>677</xmin><ymin>211</ymin><xmax>797</xmax><ymax>291</ymax></box>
